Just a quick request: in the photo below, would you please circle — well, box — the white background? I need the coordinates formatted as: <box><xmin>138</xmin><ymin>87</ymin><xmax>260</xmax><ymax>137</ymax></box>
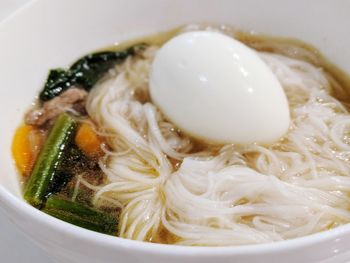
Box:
<box><xmin>0</xmin><ymin>1</ymin><xmax>52</xmax><ymax>262</ymax></box>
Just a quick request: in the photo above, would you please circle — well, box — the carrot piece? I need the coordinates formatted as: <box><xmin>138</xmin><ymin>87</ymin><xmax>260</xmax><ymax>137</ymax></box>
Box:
<box><xmin>12</xmin><ymin>125</ymin><xmax>43</xmax><ymax>176</ymax></box>
<box><xmin>75</xmin><ymin>123</ymin><xmax>104</xmax><ymax>157</ymax></box>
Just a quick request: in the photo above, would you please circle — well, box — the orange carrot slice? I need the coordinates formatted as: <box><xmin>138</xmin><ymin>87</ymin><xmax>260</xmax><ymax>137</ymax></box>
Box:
<box><xmin>12</xmin><ymin>125</ymin><xmax>43</xmax><ymax>176</ymax></box>
<box><xmin>75</xmin><ymin>123</ymin><xmax>104</xmax><ymax>158</ymax></box>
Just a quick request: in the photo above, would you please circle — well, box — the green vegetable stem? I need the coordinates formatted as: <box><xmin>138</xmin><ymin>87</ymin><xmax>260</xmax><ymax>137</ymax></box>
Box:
<box><xmin>43</xmin><ymin>195</ymin><xmax>118</xmax><ymax>235</ymax></box>
<box><xmin>24</xmin><ymin>114</ymin><xmax>77</xmax><ymax>207</ymax></box>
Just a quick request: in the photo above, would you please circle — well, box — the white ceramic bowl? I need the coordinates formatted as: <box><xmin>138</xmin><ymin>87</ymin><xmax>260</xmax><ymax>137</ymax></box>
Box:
<box><xmin>1</xmin><ymin>0</ymin><xmax>350</xmax><ymax>262</ymax></box>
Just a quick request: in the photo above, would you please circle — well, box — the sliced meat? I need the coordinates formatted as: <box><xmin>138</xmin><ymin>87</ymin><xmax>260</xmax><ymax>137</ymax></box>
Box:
<box><xmin>26</xmin><ymin>87</ymin><xmax>88</xmax><ymax>126</ymax></box>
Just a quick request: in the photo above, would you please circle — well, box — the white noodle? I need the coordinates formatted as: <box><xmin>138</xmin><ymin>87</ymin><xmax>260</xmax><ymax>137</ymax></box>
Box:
<box><xmin>85</xmin><ymin>29</ymin><xmax>350</xmax><ymax>246</ymax></box>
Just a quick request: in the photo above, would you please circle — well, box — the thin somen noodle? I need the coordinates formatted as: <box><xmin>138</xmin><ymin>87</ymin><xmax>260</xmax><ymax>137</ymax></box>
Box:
<box><xmin>84</xmin><ymin>27</ymin><xmax>350</xmax><ymax>245</ymax></box>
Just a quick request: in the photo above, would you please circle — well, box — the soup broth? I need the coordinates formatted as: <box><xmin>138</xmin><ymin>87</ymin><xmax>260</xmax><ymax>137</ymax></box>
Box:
<box><xmin>12</xmin><ymin>24</ymin><xmax>350</xmax><ymax>246</ymax></box>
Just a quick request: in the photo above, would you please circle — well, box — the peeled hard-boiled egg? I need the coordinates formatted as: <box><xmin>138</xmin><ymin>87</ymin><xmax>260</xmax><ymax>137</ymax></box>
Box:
<box><xmin>149</xmin><ymin>31</ymin><xmax>290</xmax><ymax>145</ymax></box>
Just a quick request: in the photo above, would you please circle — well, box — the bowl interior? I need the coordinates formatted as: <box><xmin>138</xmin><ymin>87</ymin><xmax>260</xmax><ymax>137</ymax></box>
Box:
<box><xmin>1</xmin><ymin>0</ymin><xmax>350</xmax><ymax>254</ymax></box>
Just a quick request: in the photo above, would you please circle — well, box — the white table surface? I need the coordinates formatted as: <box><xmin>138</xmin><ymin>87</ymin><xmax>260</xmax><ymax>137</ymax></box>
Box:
<box><xmin>0</xmin><ymin>1</ymin><xmax>53</xmax><ymax>262</ymax></box>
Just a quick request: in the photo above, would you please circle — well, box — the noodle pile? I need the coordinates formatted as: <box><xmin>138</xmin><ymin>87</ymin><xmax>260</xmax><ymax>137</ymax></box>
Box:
<box><xmin>85</xmin><ymin>28</ymin><xmax>350</xmax><ymax>246</ymax></box>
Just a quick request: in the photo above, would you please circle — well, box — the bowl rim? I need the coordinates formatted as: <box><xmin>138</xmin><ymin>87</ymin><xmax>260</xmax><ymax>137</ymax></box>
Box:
<box><xmin>1</xmin><ymin>182</ymin><xmax>349</xmax><ymax>256</ymax></box>
<box><xmin>0</xmin><ymin>0</ymin><xmax>349</xmax><ymax>257</ymax></box>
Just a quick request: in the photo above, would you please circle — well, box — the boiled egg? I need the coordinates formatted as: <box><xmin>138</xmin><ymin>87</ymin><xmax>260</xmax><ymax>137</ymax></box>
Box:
<box><xmin>149</xmin><ymin>31</ymin><xmax>290</xmax><ymax>144</ymax></box>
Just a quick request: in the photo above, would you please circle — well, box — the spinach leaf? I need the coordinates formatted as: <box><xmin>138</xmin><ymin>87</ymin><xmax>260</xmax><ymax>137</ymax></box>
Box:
<box><xmin>39</xmin><ymin>44</ymin><xmax>145</xmax><ymax>102</ymax></box>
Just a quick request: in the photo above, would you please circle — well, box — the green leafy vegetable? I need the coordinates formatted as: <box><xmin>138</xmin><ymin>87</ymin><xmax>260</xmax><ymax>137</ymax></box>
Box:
<box><xmin>43</xmin><ymin>195</ymin><xmax>118</xmax><ymax>235</ymax></box>
<box><xmin>24</xmin><ymin>114</ymin><xmax>77</xmax><ymax>207</ymax></box>
<box><xmin>39</xmin><ymin>69</ymin><xmax>72</xmax><ymax>102</ymax></box>
<box><xmin>70</xmin><ymin>50</ymin><xmax>132</xmax><ymax>88</ymax></box>
<box><xmin>39</xmin><ymin>45</ymin><xmax>145</xmax><ymax>101</ymax></box>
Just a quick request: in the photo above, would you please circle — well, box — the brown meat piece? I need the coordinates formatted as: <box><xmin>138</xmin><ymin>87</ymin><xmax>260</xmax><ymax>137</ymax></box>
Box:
<box><xmin>26</xmin><ymin>87</ymin><xmax>88</xmax><ymax>126</ymax></box>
